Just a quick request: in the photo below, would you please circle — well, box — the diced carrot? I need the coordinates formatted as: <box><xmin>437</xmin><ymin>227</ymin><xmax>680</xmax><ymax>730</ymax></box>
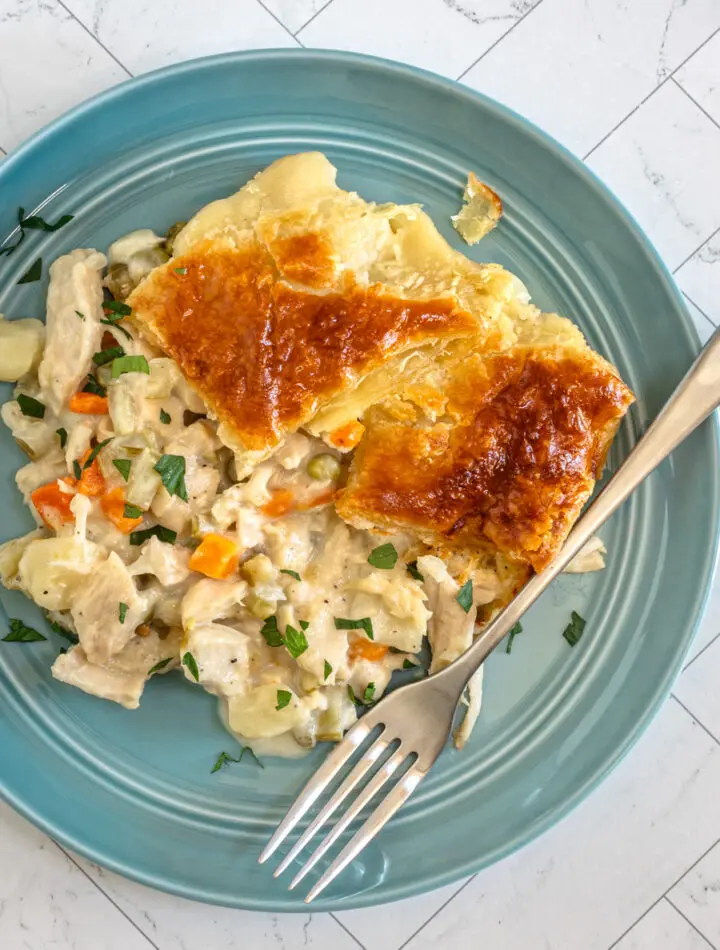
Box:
<box><xmin>260</xmin><ymin>489</ymin><xmax>296</xmax><ymax>518</ymax></box>
<box><xmin>101</xmin><ymin>330</ymin><xmax>118</xmax><ymax>350</ymax></box>
<box><xmin>31</xmin><ymin>479</ymin><xmax>76</xmax><ymax>530</ymax></box>
<box><xmin>100</xmin><ymin>487</ymin><xmax>143</xmax><ymax>534</ymax></box>
<box><xmin>76</xmin><ymin>448</ymin><xmax>106</xmax><ymax>497</ymax></box>
<box><xmin>347</xmin><ymin>637</ymin><xmax>390</xmax><ymax>664</ymax></box>
<box><xmin>136</xmin><ymin>624</ymin><xmax>152</xmax><ymax>638</ymax></box>
<box><xmin>298</xmin><ymin>488</ymin><xmax>338</xmax><ymax>511</ymax></box>
<box><xmin>69</xmin><ymin>392</ymin><xmax>109</xmax><ymax>415</ymax></box>
<box><xmin>189</xmin><ymin>533</ymin><xmax>240</xmax><ymax>579</ymax></box>
<box><xmin>328</xmin><ymin>420</ymin><xmax>365</xmax><ymax>450</ymax></box>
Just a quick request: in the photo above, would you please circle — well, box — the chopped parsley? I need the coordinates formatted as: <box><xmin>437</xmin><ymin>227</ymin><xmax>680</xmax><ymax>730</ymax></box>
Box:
<box><xmin>367</xmin><ymin>542</ymin><xmax>398</xmax><ymax>570</ymax></box>
<box><xmin>323</xmin><ymin>660</ymin><xmax>332</xmax><ymax>680</ymax></box>
<box><xmin>174</xmin><ymin>267</ymin><xmax>187</xmax><ymax>275</ymax></box>
<box><xmin>283</xmin><ymin>624</ymin><xmax>308</xmax><ymax>659</ymax></box>
<box><xmin>505</xmin><ymin>622</ymin><xmax>523</xmax><ymax>654</ymax></box>
<box><xmin>260</xmin><ymin>615</ymin><xmax>284</xmax><ymax>647</ymax></box>
<box><xmin>17</xmin><ymin>257</ymin><xmax>42</xmax><ymax>284</ymax></box>
<box><xmin>19</xmin><ymin>208</ymin><xmax>74</xmax><ymax>233</ymax></box>
<box><xmin>147</xmin><ymin>657</ymin><xmax>173</xmax><ymax>675</ymax></box>
<box><xmin>562</xmin><ymin>611</ymin><xmax>586</xmax><ymax>647</ymax></box>
<box><xmin>153</xmin><ymin>454</ymin><xmax>188</xmax><ymax>501</ymax></box>
<box><xmin>0</xmin><ymin>207</ymin><xmax>73</xmax><ymax>257</ymax></box>
<box><xmin>123</xmin><ymin>502</ymin><xmax>143</xmax><ymax>519</ymax></box>
<box><xmin>335</xmin><ymin>616</ymin><xmax>374</xmax><ymax>640</ymax></box>
<box><xmin>280</xmin><ymin>569</ymin><xmax>301</xmax><ymax>581</ymax></box>
<box><xmin>159</xmin><ymin>408</ymin><xmax>171</xmax><ymax>424</ymax></box>
<box><xmin>72</xmin><ymin>460</ymin><xmax>82</xmax><ymax>480</ymax></box>
<box><xmin>82</xmin><ymin>373</ymin><xmax>106</xmax><ymax>397</ymax></box>
<box><xmin>56</xmin><ymin>427</ymin><xmax>68</xmax><ymax>448</ymax></box>
<box><xmin>111</xmin><ymin>354</ymin><xmax>150</xmax><ymax>378</ymax></box>
<box><xmin>407</xmin><ymin>560</ymin><xmax>424</xmax><ymax>582</ymax></box>
<box><xmin>299</xmin><ymin>620</ymin><xmax>309</xmax><ymax>631</ymax></box>
<box><xmin>402</xmin><ymin>658</ymin><xmax>416</xmax><ymax>670</ymax></box>
<box><xmin>275</xmin><ymin>689</ymin><xmax>292</xmax><ymax>711</ymax></box>
<box><xmin>84</xmin><ymin>437</ymin><xmax>113</xmax><ymax>469</ymax></box>
<box><xmin>129</xmin><ymin>524</ymin><xmax>177</xmax><ymax>546</ymax></box>
<box><xmin>113</xmin><ymin>458</ymin><xmax>132</xmax><ymax>481</ymax></box>
<box><xmin>103</xmin><ymin>300</ymin><xmax>132</xmax><ymax>317</ymax></box>
<box><xmin>118</xmin><ymin>602</ymin><xmax>128</xmax><ymax>624</ymax></box>
<box><xmin>48</xmin><ymin>619</ymin><xmax>78</xmax><ymax>644</ymax></box>
<box><xmin>2</xmin><ymin>618</ymin><xmax>47</xmax><ymax>642</ymax></box>
<box><xmin>456</xmin><ymin>580</ymin><xmax>473</xmax><ymax>613</ymax></box>
<box><xmin>17</xmin><ymin>393</ymin><xmax>45</xmax><ymax>418</ymax></box>
<box><xmin>260</xmin><ymin>616</ymin><xmax>309</xmax><ymax>658</ymax></box>
<box><xmin>75</xmin><ymin>310</ymin><xmax>85</xmax><ymax>321</ymax></box>
<box><xmin>211</xmin><ymin>747</ymin><xmax>263</xmax><ymax>774</ymax></box>
<box><xmin>348</xmin><ymin>683</ymin><xmax>376</xmax><ymax>707</ymax></box>
<box><xmin>93</xmin><ymin>345</ymin><xmax>125</xmax><ymax>366</ymax></box>
<box><xmin>182</xmin><ymin>651</ymin><xmax>199</xmax><ymax>681</ymax></box>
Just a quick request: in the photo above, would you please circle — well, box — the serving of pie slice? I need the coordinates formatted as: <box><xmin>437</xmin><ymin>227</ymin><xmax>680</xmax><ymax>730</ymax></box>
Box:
<box><xmin>129</xmin><ymin>151</ymin><xmax>633</xmax><ymax>583</ymax></box>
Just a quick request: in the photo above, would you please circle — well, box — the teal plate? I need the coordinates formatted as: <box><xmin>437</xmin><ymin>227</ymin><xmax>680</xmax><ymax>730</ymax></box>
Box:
<box><xmin>0</xmin><ymin>50</ymin><xmax>718</xmax><ymax>912</ymax></box>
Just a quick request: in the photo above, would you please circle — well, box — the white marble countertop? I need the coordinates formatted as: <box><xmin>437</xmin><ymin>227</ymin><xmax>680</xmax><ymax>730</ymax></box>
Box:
<box><xmin>2</xmin><ymin>1</ymin><xmax>720</xmax><ymax>948</ymax></box>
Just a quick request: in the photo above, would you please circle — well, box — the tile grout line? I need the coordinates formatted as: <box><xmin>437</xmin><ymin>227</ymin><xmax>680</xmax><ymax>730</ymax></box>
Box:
<box><xmin>673</xmin><ymin>222</ymin><xmax>720</xmax><ymax>275</ymax></box>
<box><xmin>666</xmin><ymin>894</ymin><xmax>719</xmax><ymax>950</ymax></box>
<box><xmin>607</xmin><ymin>835</ymin><xmax>720</xmax><ymax>949</ymax></box>
<box><xmin>330</xmin><ymin>912</ymin><xmax>369</xmax><ymax>950</ymax></box>
<box><xmin>254</xmin><ymin>0</ymin><xmax>305</xmax><ymax>46</ymax></box>
<box><xmin>671</xmin><ymin>694</ymin><xmax>720</xmax><ymax>748</ymax></box>
<box><xmin>51</xmin><ymin>841</ymin><xmax>161</xmax><ymax>950</ymax></box>
<box><xmin>455</xmin><ymin>0</ymin><xmax>545</xmax><ymax>82</ymax></box>
<box><xmin>296</xmin><ymin>0</ymin><xmax>338</xmax><ymax>37</ymax></box>
<box><xmin>582</xmin><ymin>77</ymin><xmax>669</xmax><ymax>161</ymax></box>
<box><xmin>583</xmin><ymin>22</ymin><xmax>720</xmax><ymax>162</ymax></box>
<box><xmin>397</xmin><ymin>873</ymin><xmax>479</xmax><ymax>950</ymax></box>
<box><xmin>681</xmin><ymin>292</ymin><xmax>718</xmax><ymax>330</ymax></box>
<box><xmin>683</xmin><ymin>628</ymin><xmax>720</xmax><ymax>672</ymax></box>
<box><xmin>54</xmin><ymin>0</ymin><xmax>133</xmax><ymax>77</ymax></box>
<box><xmin>672</xmin><ymin>75</ymin><xmax>720</xmax><ymax>137</ymax></box>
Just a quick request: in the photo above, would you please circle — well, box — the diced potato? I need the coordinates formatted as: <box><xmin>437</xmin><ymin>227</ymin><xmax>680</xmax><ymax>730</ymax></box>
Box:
<box><xmin>18</xmin><ymin>535</ymin><xmax>102</xmax><ymax>610</ymax></box>
<box><xmin>0</xmin><ymin>529</ymin><xmax>44</xmax><ymax>590</ymax></box>
<box><xmin>1</xmin><ymin>400</ymin><xmax>56</xmax><ymax>460</ymax></box>
<box><xmin>228</xmin><ymin>685</ymin><xmax>309</xmax><ymax>739</ymax></box>
<box><xmin>0</xmin><ymin>316</ymin><xmax>45</xmax><ymax>381</ymax></box>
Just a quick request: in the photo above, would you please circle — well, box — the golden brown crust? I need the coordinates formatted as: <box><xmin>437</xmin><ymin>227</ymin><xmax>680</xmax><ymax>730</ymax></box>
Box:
<box><xmin>129</xmin><ymin>240</ymin><xmax>479</xmax><ymax>452</ymax></box>
<box><xmin>337</xmin><ymin>347</ymin><xmax>634</xmax><ymax>571</ymax></box>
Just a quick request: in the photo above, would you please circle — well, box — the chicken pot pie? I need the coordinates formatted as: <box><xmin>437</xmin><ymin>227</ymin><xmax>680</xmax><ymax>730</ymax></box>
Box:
<box><xmin>0</xmin><ymin>153</ymin><xmax>633</xmax><ymax>758</ymax></box>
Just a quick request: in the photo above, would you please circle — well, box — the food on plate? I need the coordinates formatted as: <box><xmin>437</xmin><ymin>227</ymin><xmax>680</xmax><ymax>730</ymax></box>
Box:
<box><xmin>451</xmin><ymin>172</ymin><xmax>503</xmax><ymax>245</ymax></box>
<box><xmin>0</xmin><ymin>152</ymin><xmax>633</xmax><ymax>758</ymax></box>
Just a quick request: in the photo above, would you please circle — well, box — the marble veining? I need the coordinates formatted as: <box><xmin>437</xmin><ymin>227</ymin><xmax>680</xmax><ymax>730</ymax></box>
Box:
<box><xmin>1</xmin><ymin>1</ymin><xmax>720</xmax><ymax>948</ymax></box>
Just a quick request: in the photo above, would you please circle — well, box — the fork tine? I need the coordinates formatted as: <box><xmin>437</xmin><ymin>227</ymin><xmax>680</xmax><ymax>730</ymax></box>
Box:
<box><xmin>273</xmin><ymin>733</ymin><xmax>391</xmax><ymax>878</ymax></box>
<box><xmin>288</xmin><ymin>747</ymin><xmax>407</xmax><ymax>891</ymax></box>
<box><xmin>259</xmin><ymin>720</ymin><xmax>374</xmax><ymax>864</ymax></box>
<box><xmin>304</xmin><ymin>763</ymin><xmax>424</xmax><ymax>903</ymax></box>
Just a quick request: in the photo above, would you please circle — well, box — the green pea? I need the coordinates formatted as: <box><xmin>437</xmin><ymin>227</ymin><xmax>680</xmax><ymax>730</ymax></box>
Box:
<box><xmin>307</xmin><ymin>454</ymin><xmax>341</xmax><ymax>481</ymax></box>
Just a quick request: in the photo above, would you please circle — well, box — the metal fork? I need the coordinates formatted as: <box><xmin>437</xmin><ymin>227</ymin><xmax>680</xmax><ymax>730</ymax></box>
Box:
<box><xmin>260</xmin><ymin>327</ymin><xmax>720</xmax><ymax>903</ymax></box>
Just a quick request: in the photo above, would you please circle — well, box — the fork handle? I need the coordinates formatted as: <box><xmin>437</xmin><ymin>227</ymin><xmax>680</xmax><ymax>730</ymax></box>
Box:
<box><xmin>440</xmin><ymin>325</ymin><xmax>720</xmax><ymax>693</ymax></box>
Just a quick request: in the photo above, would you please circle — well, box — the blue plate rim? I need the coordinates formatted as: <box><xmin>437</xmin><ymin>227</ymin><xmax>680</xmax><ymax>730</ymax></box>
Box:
<box><xmin>1</xmin><ymin>47</ymin><xmax>719</xmax><ymax>911</ymax></box>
